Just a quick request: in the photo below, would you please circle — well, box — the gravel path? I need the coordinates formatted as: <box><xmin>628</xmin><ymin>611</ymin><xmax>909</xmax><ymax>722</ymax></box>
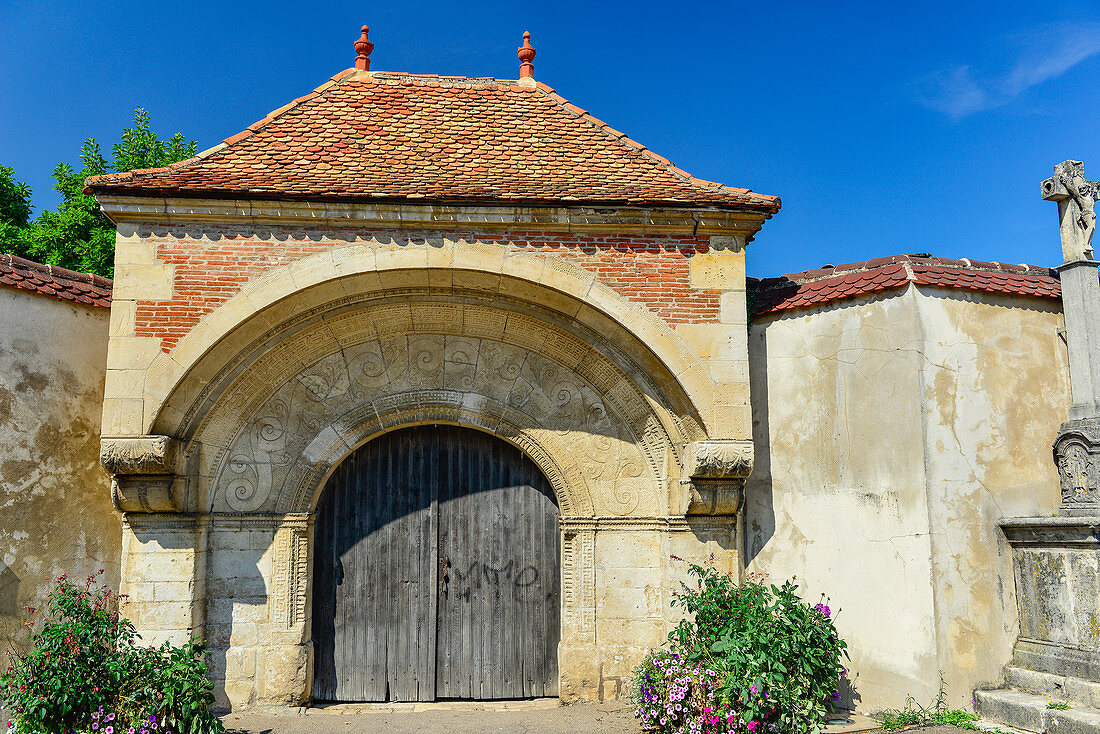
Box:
<box><xmin>221</xmin><ymin>702</ymin><xmax>977</xmax><ymax>734</ymax></box>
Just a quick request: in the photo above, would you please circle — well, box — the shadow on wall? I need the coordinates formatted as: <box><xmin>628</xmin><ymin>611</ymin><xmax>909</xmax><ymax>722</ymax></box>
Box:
<box><xmin>742</xmin><ymin>321</ymin><xmax>862</xmax><ymax>713</ymax></box>
<box><xmin>125</xmin><ymin>523</ymin><xmax>273</xmax><ymax>711</ymax></box>
<box><xmin>0</xmin><ymin>563</ymin><xmax>20</xmax><ymax>617</ymax></box>
<box><xmin>745</xmin><ymin>322</ymin><xmax>775</xmax><ymax>566</ymax></box>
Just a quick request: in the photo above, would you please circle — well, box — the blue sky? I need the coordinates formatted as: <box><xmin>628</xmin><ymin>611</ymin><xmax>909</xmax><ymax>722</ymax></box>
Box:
<box><xmin>3</xmin><ymin>0</ymin><xmax>1100</xmax><ymax>277</ymax></box>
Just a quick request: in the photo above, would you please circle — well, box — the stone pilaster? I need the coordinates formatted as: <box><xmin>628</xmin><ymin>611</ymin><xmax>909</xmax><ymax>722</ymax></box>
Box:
<box><xmin>119</xmin><ymin>513</ymin><xmax>207</xmax><ymax>647</ymax></box>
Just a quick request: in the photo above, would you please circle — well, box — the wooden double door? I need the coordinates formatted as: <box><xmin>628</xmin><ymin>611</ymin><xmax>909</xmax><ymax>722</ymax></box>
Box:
<box><xmin>312</xmin><ymin>425</ymin><xmax>561</xmax><ymax>702</ymax></box>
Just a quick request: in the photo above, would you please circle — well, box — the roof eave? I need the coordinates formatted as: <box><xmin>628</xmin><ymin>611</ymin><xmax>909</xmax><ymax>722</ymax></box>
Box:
<box><xmin>93</xmin><ymin>192</ymin><xmax>776</xmax><ymax>237</ymax></box>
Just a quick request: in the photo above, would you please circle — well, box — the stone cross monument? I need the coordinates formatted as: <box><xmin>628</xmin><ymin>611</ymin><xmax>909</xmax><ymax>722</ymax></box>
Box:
<box><xmin>976</xmin><ymin>161</ymin><xmax>1100</xmax><ymax>724</ymax></box>
<box><xmin>1043</xmin><ymin>160</ymin><xmax>1100</xmax><ymax>513</ymax></box>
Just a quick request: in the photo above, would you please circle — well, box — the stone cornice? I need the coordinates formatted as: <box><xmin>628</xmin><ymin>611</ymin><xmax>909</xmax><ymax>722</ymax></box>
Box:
<box><xmin>95</xmin><ymin>195</ymin><xmax>769</xmax><ymax>237</ymax></box>
<box><xmin>1000</xmin><ymin>515</ymin><xmax>1100</xmax><ymax>546</ymax></box>
<box><xmin>560</xmin><ymin>515</ymin><xmax>737</xmax><ymax>532</ymax></box>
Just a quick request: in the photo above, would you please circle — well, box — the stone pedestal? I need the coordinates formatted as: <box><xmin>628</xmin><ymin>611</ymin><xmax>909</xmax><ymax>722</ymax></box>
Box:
<box><xmin>1001</xmin><ymin>517</ymin><xmax>1100</xmax><ymax>679</ymax></box>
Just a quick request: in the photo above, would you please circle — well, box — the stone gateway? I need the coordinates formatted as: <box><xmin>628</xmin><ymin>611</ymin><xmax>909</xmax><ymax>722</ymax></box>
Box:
<box><xmin>85</xmin><ymin>29</ymin><xmax>774</xmax><ymax>708</ymax></box>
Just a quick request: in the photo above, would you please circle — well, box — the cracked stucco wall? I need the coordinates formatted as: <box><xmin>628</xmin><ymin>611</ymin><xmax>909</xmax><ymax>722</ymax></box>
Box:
<box><xmin>0</xmin><ymin>288</ymin><xmax>119</xmax><ymax>662</ymax></box>
<box><xmin>745</xmin><ymin>284</ymin><xmax>1067</xmax><ymax>713</ymax></box>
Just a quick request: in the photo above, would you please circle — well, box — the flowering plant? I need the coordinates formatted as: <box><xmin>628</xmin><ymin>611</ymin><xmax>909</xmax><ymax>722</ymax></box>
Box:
<box><xmin>0</xmin><ymin>572</ymin><xmax>223</xmax><ymax>734</ymax></box>
<box><xmin>630</xmin><ymin>562</ymin><xmax>849</xmax><ymax>734</ymax></box>
<box><xmin>630</xmin><ymin>650</ymin><xmax>742</xmax><ymax>733</ymax></box>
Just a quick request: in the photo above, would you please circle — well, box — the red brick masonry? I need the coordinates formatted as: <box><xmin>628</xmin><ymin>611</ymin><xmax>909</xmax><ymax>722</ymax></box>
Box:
<box><xmin>0</xmin><ymin>253</ymin><xmax>112</xmax><ymax>308</ymax></box>
<box><xmin>750</xmin><ymin>254</ymin><xmax>1061</xmax><ymax>316</ymax></box>
<box><xmin>130</xmin><ymin>227</ymin><xmax>719</xmax><ymax>352</ymax></box>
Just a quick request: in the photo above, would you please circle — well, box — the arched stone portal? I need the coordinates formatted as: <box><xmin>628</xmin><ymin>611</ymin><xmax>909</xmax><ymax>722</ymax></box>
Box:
<box><xmin>103</xmin><ymin>241</ymin><xmax>754</xmax><ymax>710</ymax></box>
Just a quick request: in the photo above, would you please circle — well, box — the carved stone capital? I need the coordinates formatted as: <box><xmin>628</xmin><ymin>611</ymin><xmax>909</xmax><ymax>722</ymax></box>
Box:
<box><xmin>101</xmin><ymin>435</ymin><xmax>180</xmax><ymax>475</ymax></box>
<box><xmin>111</xmin><ymin>476</ymin><xmax>183</xmax><ymax>513</ymax></box>
<box><xmin>682</xmin><ymin>439</ymin><xmax>753</xmax><ymax>515</ymax></box>
<box><xmin>1054</xmin><ymin>419</ymin><xmax>1100</xmax><ymax>514</ymax></box>
<box><xmin>101</xmin><ymin>436</ymin><xmax>183</xmax><ymax>513</ymax></box>
<box><xmin>685</xmin><ymin>481</ymin><xmax>744</xmax><ymax>515</ymax></box>
<box><xmin>684</xmin><ymin>439</ymin><xmax>753</xmax><ymax>480</ymax></box>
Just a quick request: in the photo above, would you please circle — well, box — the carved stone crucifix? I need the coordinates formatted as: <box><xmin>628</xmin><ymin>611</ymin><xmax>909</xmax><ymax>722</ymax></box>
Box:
<box><xmin>1042</xmin><ymin>160</ymin><xmax>1100</xmax><ymax>262</ymax></box>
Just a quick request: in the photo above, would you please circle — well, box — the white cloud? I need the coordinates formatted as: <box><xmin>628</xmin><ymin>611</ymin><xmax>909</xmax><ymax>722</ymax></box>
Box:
<box><xmin>917</xmin><ymin>22</ymin><xmax>1100</xmax><ymax>117</ymax></box>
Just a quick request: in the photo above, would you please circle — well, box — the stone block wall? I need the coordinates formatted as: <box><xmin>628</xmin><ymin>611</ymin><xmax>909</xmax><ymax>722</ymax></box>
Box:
<box><xmin>96</xmin><ymin>201</ymin><xmax>761</xmax><ymax>707</ymax></box>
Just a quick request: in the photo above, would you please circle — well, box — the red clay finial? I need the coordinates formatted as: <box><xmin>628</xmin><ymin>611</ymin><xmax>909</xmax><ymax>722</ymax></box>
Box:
<box><xmin>518</xmin><ymin>31</ymin><xmax>535</xmax><ymax>79</ymax></box>
<box><xmin>354</xmin><ymin>25</ymin><xmax>374</xmax><ymax>70</ymax></box>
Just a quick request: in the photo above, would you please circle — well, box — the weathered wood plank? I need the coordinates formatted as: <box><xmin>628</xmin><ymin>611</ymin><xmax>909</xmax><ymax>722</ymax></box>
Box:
<box><xmin>314</xmin><ymin>425</ymin><xmax>559</xmax><ymax>702</ymax></box>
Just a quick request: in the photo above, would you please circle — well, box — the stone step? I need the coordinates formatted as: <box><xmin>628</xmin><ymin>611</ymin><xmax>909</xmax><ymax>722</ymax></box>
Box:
<box><xmin>975</xmin><ymin>687</ymin><xmax>1100</xmax><ymax>733</ymax></box>
<box><xmin>1006</xmin><ymin>667</ymin><xmax>1100</xmax><ymax>709</ymax></box>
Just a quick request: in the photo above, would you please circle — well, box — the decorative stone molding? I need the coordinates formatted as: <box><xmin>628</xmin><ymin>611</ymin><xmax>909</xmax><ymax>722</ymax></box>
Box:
<box><xmin>1001</xmin><ymin>515</ymin><xmax>1100</xmax><ymax>547</ymax></box>
<box><xmin>1053</xmin><ymin>419</ymin><xmax>1100</xmax><ymax>514</ymax></box>
<box><xmin>684</xmin><ymin>439</ymin><xmax>753</xmax><ymax>479</ymax></box>
<box><xmin>181</xmin><ymin>300</ymin><xmax>678</xmax><ymax>518</ymax></box>
<box><xmin>101</xmin><ymin>435</ymin><xmax>179</xmax><ymax>475</ymax></box>
<box><xmin>562</xmin><ymin>529</ymin><xmax>596</xmax><ymax>644</ymax></box>
<box><xmin>271</xmin><ymin>514</ymin><xmax>312</xmax><ymax>631</ymax></box>
<box><xmin>101</xmin><ymin>435</ymin><xmax>183</xmax><ymax>513</ymax></box>
<box><xmin>96</xmin><ymin>195</ymin><xmax>770</xmax><ymax>238</ymax></box>
<box><xmin>560</xmin><ymin>515</ymin><xmax>738</xmax><ymax>532</ymax></box>
<box><xmin>680</xmin><ymin>439</ymin><xmax>753</xmax><ymax>515</ymax></box>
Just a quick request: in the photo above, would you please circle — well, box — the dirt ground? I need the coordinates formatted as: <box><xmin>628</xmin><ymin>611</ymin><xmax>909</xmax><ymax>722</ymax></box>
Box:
<box><xmin>221</xmin><ymin>702</ymin><xmax>975</xmax><ymax>734</ymax></box>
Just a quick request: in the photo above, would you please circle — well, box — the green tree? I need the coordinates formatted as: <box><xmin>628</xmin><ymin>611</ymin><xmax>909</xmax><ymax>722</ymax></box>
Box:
<box><xmin>2</xmin><ymin>108</ymin><xmax>196</xmax><ymax>277</ymax></box>
<box><xmin>0</xmin><ymin>165</ymin><xmax>33</xmax><ymax>251</ymax></box>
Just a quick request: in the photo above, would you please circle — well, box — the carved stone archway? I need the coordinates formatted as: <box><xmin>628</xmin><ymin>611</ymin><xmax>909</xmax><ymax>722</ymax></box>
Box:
<box><xmin>104</xmin><ymin>248</ymin><xmax>753</xmax><ymax>709</ymax></box>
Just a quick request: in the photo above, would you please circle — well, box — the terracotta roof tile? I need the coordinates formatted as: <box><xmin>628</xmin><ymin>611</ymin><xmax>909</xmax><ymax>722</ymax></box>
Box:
<box><xmin>84</xmin><ymin>70</ymin><xmax>779</xmax><ymax>212</ymax></box>
<box><xmin>750</xmin><ymin>254</ymin><xmax>1060</xmax><ymax>316</ymax></box>
<box><xmin>0</xmin><ymin>254</ymin><xmax>112</xmax><ymax>308</ymax></box>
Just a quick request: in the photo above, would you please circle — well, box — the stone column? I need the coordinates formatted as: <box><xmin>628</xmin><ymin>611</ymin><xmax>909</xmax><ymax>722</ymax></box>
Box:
<box><xmin>1042</xmin><ymin>161</ymin><xmax>1100</xmax><ymax>513</ymax></box>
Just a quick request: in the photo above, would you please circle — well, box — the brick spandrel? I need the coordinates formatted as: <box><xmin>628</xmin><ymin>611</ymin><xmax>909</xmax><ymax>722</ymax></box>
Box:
<box><xmin>129</xmin><ymin>228</ymin><xmax>722</xmax><ymax>353</ymax></box>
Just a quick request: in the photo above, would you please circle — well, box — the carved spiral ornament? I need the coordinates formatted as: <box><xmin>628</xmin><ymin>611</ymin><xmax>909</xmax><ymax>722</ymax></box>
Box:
<box><xmin>202</xmin><ymin>313</ymin><xmax>676</xmax><ymax>518</ymax></box>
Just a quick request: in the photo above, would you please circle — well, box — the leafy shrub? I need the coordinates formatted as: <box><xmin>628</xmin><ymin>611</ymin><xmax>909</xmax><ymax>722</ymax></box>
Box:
<box><xmin>0</xmin><ymin>572</ymin><xmax>224</xmax><ymax>734</ymax></box>
<box><xmin>630</xmin><ymin>562</ymin><xmax>849</xmax><ymax>734</ymax></box>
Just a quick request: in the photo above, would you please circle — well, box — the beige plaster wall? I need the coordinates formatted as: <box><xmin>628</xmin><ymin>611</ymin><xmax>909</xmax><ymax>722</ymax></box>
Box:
<box><xmin>745</xmin><ymin>285</ymin><xmax>1067</xmax><ymax>713</ymax></box>
<box><xmin>0</xmin><ymin>288</ymin><xmax>118</xmax><ymax>661</ymax></box>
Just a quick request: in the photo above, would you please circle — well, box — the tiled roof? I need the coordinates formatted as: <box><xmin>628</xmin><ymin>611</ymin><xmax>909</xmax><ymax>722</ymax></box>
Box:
<box><xmin>0</xmin><ymin>254</ymin><xmax>112</xmax><ymax>308</ymax></box>
<box><xmin>751</xmin><ymin>254</ymin><xmax>1060</xmax><ymax>316</ymax></box>
<box><xmin>85</xmin><ymin>70</ymin><xmax>780</xmax><ymax>213</ymax></box>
